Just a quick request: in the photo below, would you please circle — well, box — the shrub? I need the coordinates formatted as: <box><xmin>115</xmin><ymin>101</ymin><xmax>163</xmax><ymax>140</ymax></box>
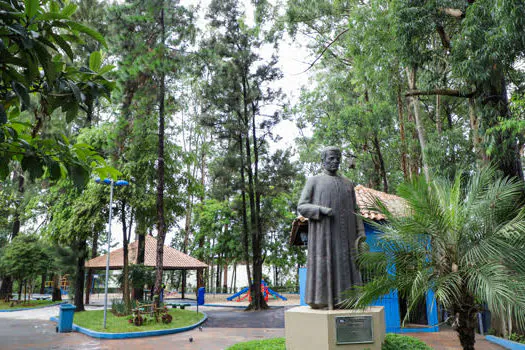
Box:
<box><xmin>382</xmin><ymin>334</ymin><xmax>432</xmax><ymax>350</ymax></box>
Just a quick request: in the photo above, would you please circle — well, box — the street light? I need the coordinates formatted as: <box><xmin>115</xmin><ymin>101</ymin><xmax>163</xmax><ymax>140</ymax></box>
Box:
<box><xmin>95</xmin><ymin>178</ymin><xmax>129</xmax><ymax>329</ymax></box>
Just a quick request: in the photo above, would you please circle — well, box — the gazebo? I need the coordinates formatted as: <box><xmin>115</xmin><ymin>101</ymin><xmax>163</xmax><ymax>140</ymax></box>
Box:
<box><xmin>85</xmin><ymin>235</ymin><xmax>207</xmax><ymax>297</ymax></box>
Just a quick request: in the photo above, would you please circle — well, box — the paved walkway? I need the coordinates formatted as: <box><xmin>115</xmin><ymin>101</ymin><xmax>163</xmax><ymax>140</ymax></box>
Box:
<box><xmin>410</xmin><ymin>329</ymin><xmax>504</xmax><ymax>350</ymax></box>
<box><xmin>0</xmin><ymin>304</ymin><xmax>506</xmax><ymax>349</ymax></box>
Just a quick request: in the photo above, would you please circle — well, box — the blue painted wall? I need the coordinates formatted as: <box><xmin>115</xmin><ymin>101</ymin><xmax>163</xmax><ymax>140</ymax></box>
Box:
<box><xmin>298</xmin><ymin>222</ymin><xmax>439</xmax><ymax>333</ymax></box>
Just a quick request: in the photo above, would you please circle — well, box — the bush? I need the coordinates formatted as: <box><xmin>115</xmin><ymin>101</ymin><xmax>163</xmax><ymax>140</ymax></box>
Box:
<box><xmin>110</xmin><ymin>298</ymin><xmax>138</xmax><ymax>316</ymax></box>
<box><xmin>509</xmin><ymin>333</ymin><xmax>525</xmax><ymax>344</ymax></box>
<box><xmin>382</xmin><ymin>334</ymin><xmax>432</xmax><ymax>350</ymax></box>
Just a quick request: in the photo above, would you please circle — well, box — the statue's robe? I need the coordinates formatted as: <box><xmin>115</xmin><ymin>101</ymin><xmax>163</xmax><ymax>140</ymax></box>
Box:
<box><xmin>298</xmin><ymin>171</ymin><xmax>365</xmax><ymax>309</ymax></box>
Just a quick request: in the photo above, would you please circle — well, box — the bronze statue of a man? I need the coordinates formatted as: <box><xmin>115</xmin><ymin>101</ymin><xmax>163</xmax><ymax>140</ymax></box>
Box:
<box><xmin>298</xmin><ymin>146</ymin><xmax>365</xmax><ymax>310</ymax></box>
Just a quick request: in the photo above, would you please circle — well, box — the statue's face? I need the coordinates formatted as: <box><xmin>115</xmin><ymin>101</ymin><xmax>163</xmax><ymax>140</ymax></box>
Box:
<box><xmin>323</xmin><ymin>151</ymin><xmax>341</xmax><ymax>173</ymax></box>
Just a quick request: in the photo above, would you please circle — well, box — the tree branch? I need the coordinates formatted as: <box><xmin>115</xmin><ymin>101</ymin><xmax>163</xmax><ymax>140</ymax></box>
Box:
<box><xmin>440</xmin><ymin>8</ymin><xmax>464</xmax><ymax>18</ymax></box>
<box><xmin>301</xmin><ymin>28</ymin><xmax>349</xmax><ymax>73</ymax></box>
<box><xmin>405</xmin><ymin>89</ymin><xmax>475</xmax><ymax>98</ymax></box>
<box><xmin>435</xmin><ymin>23</ymin><xmax>450</xmax><ymax>50</ymax></box>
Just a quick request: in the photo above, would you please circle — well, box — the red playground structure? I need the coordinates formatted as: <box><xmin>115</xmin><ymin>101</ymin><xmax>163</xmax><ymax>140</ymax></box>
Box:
<box><xmin>227</xmin><ymin>281</ymin><xmax>287</xmax><ymax>302</ymax></box>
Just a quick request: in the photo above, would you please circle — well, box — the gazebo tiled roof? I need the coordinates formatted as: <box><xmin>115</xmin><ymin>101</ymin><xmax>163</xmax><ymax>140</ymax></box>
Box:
<box><xmin>85</xmin><ymin>235</ymin><xmax>208</xmax><ymax>270</ymax></box>
<box><xmin>290</xmin><ymin>185</ymin><xmax>406</xmax><ymax>245</ymax></box>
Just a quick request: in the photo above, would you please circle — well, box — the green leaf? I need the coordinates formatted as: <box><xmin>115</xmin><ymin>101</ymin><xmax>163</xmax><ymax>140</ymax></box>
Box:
<box><xmin>21</xmin><ymin>154</ymin><xmax>44</xmax><ymax>180</ymax></box>
<box><xmin>0</xmin><ymin>157</ymin><xmax>9</xmax><ymax>179</ymax></box>
<box><xmin>12</xmin><ymin>82</ymin><xmax>30</xmax><ymax>110</ymax></box>
<box><xmin>89</xmin><ymin>51</ymin><xmax>102</xmax><ymax>72</ymax></box>
<box><xmin>67</xmin><ymin>81</ymin><xmax>82</xmax><ymax>102</ymax></box>
<box><xmin>60</xmin><ymin>3</ymin><xmax>77</xmax><ymax>18</ymax></box>
<box><xmin>65</xmin><ymin>102</ymin><xmax>78</xmax><ymax>123</ymax></box>
<box><xmin>37</xmin><ymin>12</ymin><xmax>69</xmax><ymax>21</ymax></box>
<box><xmin>69</xmin><ymin>164</ymin><xmax>89</xmax><ymax>189</ymax></box>
<box><xmin>51</xmin><ymin>33</ymin><xmax>74</xmax><ymax>60</ymax></box>
<box><xmin>48</xmin><ymin>159</ymin><xmax>61</xmax><ymax>180</ymax></box>
<box><xmin>66</xmin><ymin>21</ymin><xmax>107</xmax><ymax>48</ymax></box>
<box><xmin>98</xmin><ymin>64</ymin><xmax>115</xmax><ymax>75</ymax></box>
<box><xmin>0</xmin><ymin>104</ymin><xmax>6</xmax><ymax>125</ymax></box>
<box><xmin>24</xmin><ymin>0</ymin><xmax>39</xmax><ymax>19</ymax></box>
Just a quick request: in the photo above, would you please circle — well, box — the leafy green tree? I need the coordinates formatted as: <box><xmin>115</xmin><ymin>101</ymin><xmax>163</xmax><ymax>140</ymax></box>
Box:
<box><xmin>346</xmin><ymin>167</ymin><xmax>525</xmax><ymax>350</ymax></box>
<box><xmin>0</xmin><ymin>234</ymin><xmax>52</xmax><ymax>301</ymax></box>
<box><xmin>0</xmin><ymin>0</ymin><xmax>115</xmax><ymax>184</ymax></box>
<box><xmin>200</xmin><ymin>0</ymin><xmax>286</xmax><ymax>310</ymax></box>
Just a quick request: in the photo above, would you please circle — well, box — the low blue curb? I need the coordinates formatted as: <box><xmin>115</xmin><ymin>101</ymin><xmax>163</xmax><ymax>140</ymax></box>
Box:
<box><xmin>486</xmin><ymin>335</ymin><xmax>525</xmax><ymax>349</ymax></box>
<box><xmin>50</xmin><ymin>312</ymin><xmax>208</xmax><ymax>339</ymax></box>
<box><xmin>203</xmin><ymin>303</ymin><xmax>296</xmax><ymax>309</ymax></box>
<box><xmin>0</xmin><ymin>301</ymin><xmax>66</xmax><ymax>312</ymax></box>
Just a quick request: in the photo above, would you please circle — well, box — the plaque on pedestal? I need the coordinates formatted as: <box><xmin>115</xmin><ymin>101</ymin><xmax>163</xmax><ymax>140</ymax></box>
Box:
<box><xmin>285</xmin><ymin>306</ymin><xmax>385</xmax><ymax>350</ymax></box>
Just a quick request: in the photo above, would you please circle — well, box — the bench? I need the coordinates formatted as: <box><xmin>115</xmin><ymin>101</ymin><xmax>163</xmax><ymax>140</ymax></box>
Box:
<box><xmin>167</xmin><ymin>303</ymin><xmax>191</xmax><ymax>309</ymax></box>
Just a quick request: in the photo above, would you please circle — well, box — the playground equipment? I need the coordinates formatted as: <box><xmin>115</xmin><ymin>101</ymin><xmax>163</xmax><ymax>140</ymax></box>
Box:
<box><xmin>226</xmin><ymin>281</ymin><xmax>287</xmax><ymax>302</ymax></box>
<box><xmin>60</xmin><ymin>274</ymin><xmax>70</xmax><ymax>295</ymax></box>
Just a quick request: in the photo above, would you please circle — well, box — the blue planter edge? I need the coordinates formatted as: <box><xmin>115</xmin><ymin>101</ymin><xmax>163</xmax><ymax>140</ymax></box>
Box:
<box><xmin>485</xmin><ymin>335</ymin><xmax>525</xmax><ymax>349</ymax></box>
<box><xmin>0</xmin><ymin>301</ymin><xmax>67</xmax><ymax>312</ymax></box>
<box><xmin>50</xmin><ymin>312</ymin><xmax>208</xmax><ymax>339</ymax></box>
<box><xmin>202</xmin><ymin>303</ymin><xmax>296</xmax><ymax>309</ymax></box>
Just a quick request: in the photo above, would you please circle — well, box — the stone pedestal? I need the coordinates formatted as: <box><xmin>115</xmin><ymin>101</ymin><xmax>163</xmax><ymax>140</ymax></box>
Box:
<box><xmin>285</xmin><ymin>306</ymin><xmax>385</xmax><ymax>350</ymax></box>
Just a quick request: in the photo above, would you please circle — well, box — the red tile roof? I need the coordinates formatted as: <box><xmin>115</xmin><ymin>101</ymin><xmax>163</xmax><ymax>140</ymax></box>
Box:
<box><xmin>354</xmin><ymin>185</ymin><xmax>406</xmax><ymax>220</ymax></box>
<box><xmin>85</xmin><ymin>235</ymin><xmax>208</xmax><ymax>270</ymax></box>
<box><xmin>290</xmin><ymin>185</ymin><xmax>406</xmax><ymax>245</ymax></box>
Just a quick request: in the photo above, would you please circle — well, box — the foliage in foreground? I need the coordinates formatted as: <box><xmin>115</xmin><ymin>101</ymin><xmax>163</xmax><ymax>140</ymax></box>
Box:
<box><xmin>226</xmin><ymin>337</ymin><xmax>286</xmax><ymax>350</ymax></box>
<box><xmin>344</xmin><ymin>167</ymin><xmax>525</xmax><ymax>350</ymax></box>
<box><xmin>382</xmin><ymin>333</ymin><xmax>432</xmax><ymax>350</ymax></box>
<box><xmin>225</xmin><ymin>334</ymin><xmax>431</xmax><ymax>350</ymax></box>
<box><xmin>70</xmin><ymin>309</ymin><xmax>203</xmax><ymax>333</ymax></box>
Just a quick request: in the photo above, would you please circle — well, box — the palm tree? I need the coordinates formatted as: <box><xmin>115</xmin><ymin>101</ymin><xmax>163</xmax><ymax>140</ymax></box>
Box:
<box><xmin>343</xmin><ymin>167</ymin><xmax>525</xmax><ymax>350</ymax></box>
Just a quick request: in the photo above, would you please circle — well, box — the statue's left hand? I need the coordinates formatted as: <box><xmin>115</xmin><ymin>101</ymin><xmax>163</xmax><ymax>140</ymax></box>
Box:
<box><xmin>355</xmin><ymin>235</ymin><xmax>367</xmax><ymax>252</ymax></box>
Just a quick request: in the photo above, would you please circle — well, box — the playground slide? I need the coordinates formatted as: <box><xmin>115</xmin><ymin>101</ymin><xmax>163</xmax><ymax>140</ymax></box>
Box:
<box><xmin>226</xmin><ymin>287</ymin><xmax>249</xmax><ymax>301</ymax></box>
<box><xmin>267</xmin><ymin>288</ymin><xmax>287</xmax><ymax>301</ymax></box>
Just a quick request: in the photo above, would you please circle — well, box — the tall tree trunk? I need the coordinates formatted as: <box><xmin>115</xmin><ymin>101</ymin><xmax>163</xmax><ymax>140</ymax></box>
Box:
<box><xmin>397</xmin><ymin>86</ymin><xmax>409</xmax><ymax>180</ymax></box>
<box><xmin>52</xmin><ymin>274</ymin><xmax>62</xmax><ymax>302</ymax></box>
<box><xmin>85</xmin><ymin>232</ymin><xmax>99</xmax><ymax>305</ymax></box>
<box><xmin>181</xmin><ymin>194</ymin><xmax>192</xmax><ymax>299</ymax></box>
<box><xmin>469</xmin><ymin>98</ymin><xmax>486</xmax><ymax>165</ymax></box>
<box><xmin>154</xmin><ymin>6</ymin><xmax>166</xmax><ymax>307</ymax></box>
<box><xmin>74</xmin><ymin>239</ymin><xmax>87</xmax><ymax>312</ymax></box>
<box><xmin>223</xmin><ymin>263</ymin><xmax>228</xmax><ymax>293</ymax></box>
<box><xmin>121</xmin><ymin>201</ymin><xmax>131</xmax><ymax>313</ymax></box>
<box><xmin>456</xmin><ymin>296</ymin><xmax>477</xmax><ymax>350</ymax></box>
<box><xmin>196</xmin><ymin>134</ymin><xmax>207</xmax><ymax>291</ymax></box>
<box><xmin>480</xmin><ymin>68</ymin><xmax>523</xmax><ymax>180</ymax></box>
<box><xmin>406</xmin><ymin>66</ymin><xmax>430</xmax><ymax>182</ymax></box>
<box><xmin>133</xmin><ymin>220</ymin><xmax>146</xmax><ymax>301</ymax></box>
<box><xmin>39</xmin><ymin>273</ymin><xmax>46</xmax><ymax>294</ymax></box>
<box><xmin>238</xmin><ymin>134</ymin><xmax>252</xmax><ymax>286</ymax></box>
<box><xmin>436</xmin><ymin>95</ymin><xmax>443</xmax><ymax>135</ymax></box>
<box><xmin>372</xmin><ymin>134</ymin><xmax>388</xmax><ymax>193</ymax></box>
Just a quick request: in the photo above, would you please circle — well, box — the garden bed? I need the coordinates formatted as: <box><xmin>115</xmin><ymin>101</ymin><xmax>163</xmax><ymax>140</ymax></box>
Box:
<box><xmin>69</xmin><ymin>309</ymin><xmax>204</xmax><ymax>333</ymax></box>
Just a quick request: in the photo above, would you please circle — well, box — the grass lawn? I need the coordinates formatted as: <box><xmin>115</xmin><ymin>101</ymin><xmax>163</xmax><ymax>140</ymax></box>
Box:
<box><xmin>0</xmin><ymin>300</ymin><xmax>61</xmax><ymax>310</ymax></box>
<box><xmin>226</xmin><ymin>338</ymin><xmax>285</xmax><ymax>350</ymax></box>
<box><xmin>225</xmin><ymin>334</ymin><xmax>432</xmax><ymax>350</ymax></box>
<box><xmin>71</xmin><ymin>309</ymin><xmax>204</xmax><ymax>333</ymax></box>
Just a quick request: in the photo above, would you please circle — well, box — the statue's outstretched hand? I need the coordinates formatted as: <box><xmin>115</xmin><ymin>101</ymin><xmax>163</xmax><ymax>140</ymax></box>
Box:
<box><xmin>320</xmin><ymin>207</ymin><xmax>333</xmax><ymax>216</ymax></box>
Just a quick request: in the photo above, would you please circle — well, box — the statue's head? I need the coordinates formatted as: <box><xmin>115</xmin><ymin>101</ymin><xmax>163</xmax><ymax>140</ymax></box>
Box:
<box><xmin>321</xmin><ymin>146</ymin><xmax>341</xmax><ymax>173</ymax></box>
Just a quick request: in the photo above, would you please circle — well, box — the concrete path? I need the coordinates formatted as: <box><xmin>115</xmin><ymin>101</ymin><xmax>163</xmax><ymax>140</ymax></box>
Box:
<box><xmin>0</xmin><ymin>304</ymin><xmax>506</xmax><ymax>350</ymax></box>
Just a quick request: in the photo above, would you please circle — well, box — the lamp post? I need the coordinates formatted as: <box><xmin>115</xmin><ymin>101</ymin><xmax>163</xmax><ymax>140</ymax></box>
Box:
<box><xmin>95</xmin><ymin>178</ymin><xmax>129</xmax><ymax>329</ymax></box>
